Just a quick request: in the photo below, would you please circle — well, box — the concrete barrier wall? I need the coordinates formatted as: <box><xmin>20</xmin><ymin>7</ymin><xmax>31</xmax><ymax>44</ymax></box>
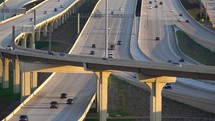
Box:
<box><xmin>78</xmin><ymin>94</ymin><xmax>96</xmax><ymax>121</ymax></box>
<box><xmin>2</xmin><ymin>73</ymin><xmax>56</xmax><ymax>121</ymax></box>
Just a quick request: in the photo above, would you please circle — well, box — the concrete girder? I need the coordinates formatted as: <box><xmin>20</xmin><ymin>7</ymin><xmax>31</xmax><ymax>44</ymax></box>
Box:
<box><xmin>19</xmin><ymin>62</ymin><xmax>92</xmax><ymax>73</ymax></box>
<box><xmin>139</xmin><ymin>75</ymin><xmax>176</xmax><ymax>121</ymax></box>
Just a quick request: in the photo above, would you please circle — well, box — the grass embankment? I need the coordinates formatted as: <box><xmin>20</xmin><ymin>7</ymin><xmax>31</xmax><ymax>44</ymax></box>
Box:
<box><xmin>86</xmin><ymin>77</ymin><xmax>215</xmax><ymax>121</ymax></box>
<box><xmin>176</xmin><ymin>30</ymin><xmax>215</xmax><ymax>65</ymax></box>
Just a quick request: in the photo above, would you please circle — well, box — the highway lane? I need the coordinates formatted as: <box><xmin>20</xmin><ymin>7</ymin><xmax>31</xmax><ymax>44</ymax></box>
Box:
<box><xmin>139</xmin><ymin>0</ymin><xmax>194</xmax><ymax>63</ymax></box>
<box><xmin>9</xmin><ymin>73</ymin><xmax>96</xmax><ymax>121</ymax></box>
<box><xmin>138</xmin><ymin>0</ymin><xmax>215</xmax><ymax>104</ymax></box>
<box><xmin>71</xmin><ymin>0</ymin><xmax>135</xmax><ymax>60</ymax></box>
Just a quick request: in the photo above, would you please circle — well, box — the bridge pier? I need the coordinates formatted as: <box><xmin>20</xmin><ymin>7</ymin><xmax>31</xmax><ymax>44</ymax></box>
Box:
<box><xmin>0</xmin><ymin>59</ymin><xmax>3</xmax><ymax>83</ymax></box>
<box><xmin>3</xmin><ymin>58</ymin><xmax>9</xmax><ymax>88</ymax></box>
<box><xmin>35</xmin><ymin>29</ymin><xmax>41</xmax><ymax>41</ymax></box>
<box><xmin>21</xmin><ymin>35</ymin><xmax>27</xmax><ymax>48</ymax></box>
<box><xmin>139</xmin><ymin>75</ymin><xmax>176</xmax><ymax>121</ymax></box>
<box><xmin>31</xmin><ymin>71</ymin><xmax>38</xmax><ymax>92</ymax></box>
<box><xmin>13</xmin><ymin>59</ymin><xmax>20</xmax><ymax>93</ymax></box>
<box><xmin>29</xmin><ymin>33</ymin><xmax>35</xmax><ymax>49</ymax></box>
<box><xmin>95</xmin><ymin>71</ymin><xmax>111</xmax><ymax>121</ymax></box>
<box><xmin>21</xmin><ymin>71</ymin><xmax>31</xmax><ymax>101</ymax></box>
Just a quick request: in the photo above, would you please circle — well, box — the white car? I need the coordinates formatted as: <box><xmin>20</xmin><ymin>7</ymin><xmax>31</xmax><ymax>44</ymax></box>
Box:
<box><xmin>149</xmin><ymin>6</ymin><xmax>153</xmax><ymax>9</ymax></box>
<box><xmin>119</xmin><ymin>7</ymin><xmax>122</xmax><ymax>11</ymax></box>
<box><xmin>6</xmin><ymin>45</ymin><xmax>13</xmax><ymax>50</ymax></box>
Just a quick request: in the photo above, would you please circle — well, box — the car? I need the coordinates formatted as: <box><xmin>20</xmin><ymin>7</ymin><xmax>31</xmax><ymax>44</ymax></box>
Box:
<box><xmin>155</xmin><ymin>37</ymin><xmax>160</xmax><ymax>41</ymax></box>
<box><xmin>172</xmin><ymin>62</ymin><xmax>182</xmax><ymax>67</ymax></box>
<box><xmin>54</xmin><ymin>8</ymin><xmax>58</xmax><ymax>12</ymax></box>
<box><xmin>177</xmin><ymin>18</ymin><xmax>181</xmax><ymax>22</ymax></box>
<box><xmin>50</xmin><ymin>101</ymin><xmax>58</xmax><ymax>108</ymax></box>
<box><xmin>185</xmin><ymin>20</ymin><xmax>189</xmax><ymax>23</ymax></box>
<box><xmin>160</xmin><ymin>1</ymin><xmax>163</xmax><ymax>5</ymax></box>
<box><xmin>170</xmin><ymin>9</ymin><xmax>174</xmax><ymax>12</ymax></box>
<box><xmin>67</xmin><ymin>98</ymin><xmax>74</xmax><ymax>104</ymax></box>
<box><xmin>149</xmin><ymin>1</ymin><xmax>152</xmax><ymax>4</ymax></box>
<box><xmin>149</xmin><ymin>6</ymin><xmax>153</xmax><ymax>9</ymax></box>
<box><xmin>117</xmin><ymin>40</ymin><xmax>122</xmax><ymax>45</ymax></box>
<box><xmin>108</xmin><ymin>54</ymin><xmax>114</xmax><ymax>58</ymax></box>
<box><xmin>179</xmin><ymin>13</ymin><xmax>183</xmax><ymax>16</ymax></box>
<box><xmin>90</xmin><ymin>51</ymin><xmax>95</xmax><ymax>55</ymax></box>
<box><xmin>119</xmin><ymin>7</ymin><xmax>122</xmax><ymax>11</ymax></box>
<box><xmin>59</xmin><ymin>53</ymin><xmax>66</xmax><ymax>56</ymax></box>
<box><xmin>60</xmin><ymin>5</ymin><xmax>64</xmax><ymax>8</ymax></box>
<box><xmin>163</xmin><ymin>83</ymin><xmax>172</xmax><ymax>89</ymax></box>
<box><xmin>48</xmin><ymin>51</ymin><xmax>55</xmax><ymax>55</ymax></box>
<box><xmin>92</xmin><ymin>44</ymin><xmax>96</xmax><ymax>48</ymax></box>
<box><xmin>19</xmin><ymin>115</ymin><xmax>28</xmax><ymax>121</ymax></box>
<box><xmin>168</xmin><ymin>60</ymin><xmax>172</xmax><ymax>63</ymax></box>
<box><xmin>6</xmin><ymin>45</ymin><xmax>13</xmax><ymax>50</ymax></box>
<box><xmin>60</xmin><ymin>93</ymin><xmax>67</xmax><ymax>98</ymax></box>
<box><xmin>111</xmin><ymin>11</ymin><xmax>114</xmax><ymax>15</ymax></box>
<box><xmin>109</xmin><ymin>45</ymin><xmax>115</xmax><ymax>50</ymax></box>
<box><xmin>179</xmin><ymin>58</ymin><xmax>184</xmax><ymax>62</ymax></box>
<box><xmin>155</xmin><ymin>5</ymin><xmax>158</xmax><ymax>8</ymax></box>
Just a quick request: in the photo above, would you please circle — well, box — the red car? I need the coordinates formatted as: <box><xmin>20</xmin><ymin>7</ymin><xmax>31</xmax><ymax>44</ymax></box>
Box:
<box><xmin>155</xmin><ymin>37</ymin><xmax>160</xmax><ymax>41</ymax></box>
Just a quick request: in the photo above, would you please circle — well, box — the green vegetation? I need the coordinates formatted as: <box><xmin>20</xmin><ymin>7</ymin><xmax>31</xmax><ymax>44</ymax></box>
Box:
<box><xmin>176</xmin><ymin>30</ymin><xmax>215</xmax><ymax>65</ymax></box>
<box><xmin>35</xmin><ymin>41</ymin><xmax>65</xmax><ymax>49</ymax></box>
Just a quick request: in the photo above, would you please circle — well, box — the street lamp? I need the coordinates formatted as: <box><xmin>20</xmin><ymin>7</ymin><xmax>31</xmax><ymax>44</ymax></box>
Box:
<box><xmin>105</xmin><ymin>0</ymin><xmax>109</xmax><ymax>58</ymax></box>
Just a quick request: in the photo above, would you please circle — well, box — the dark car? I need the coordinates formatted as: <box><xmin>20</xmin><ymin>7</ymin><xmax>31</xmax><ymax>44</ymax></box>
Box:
<box><xmin>179</xmin><ymin>58</ymin><xmax>184</xmax><ymax>62</ymax></box>
<box><xmin>155</xmin><ymin>37</ymin><xmax>160</xmax><ymax>41</ymax></box>
<box><xmin>155</xmin><ymin>5</ymin><xmax>158</xmax><ymax>8</ymax></box>
<box><xmin>179</xmin><ymin>13</ymin><xmax>183</xmax><ymax>16</ymax></box>
<box><xmin>48</xmin><ymin>51</ymin><xmax>55</xmax><ymax>55</ymax></box>
<box><xmin>109</xmin><ymin>45</ymin><xmax>115</xmax><ymax>50</ymax></box>
<box><xmin>54</xmin><ymin>8</ymin><xmax>58</xmax><ymax>12</ymax></box>
<box><xmin>149</xmin><ymin>1</ymin><xmax>152</xmax><ymax>4</ymax></box>
<box><xmin>117</xmin><ymin>40</ymin><xmax>122</xmax><ymax>45</ymax></box>
<box><xmin>90</xmin><ymin>51</ymin><xmax>95</xmax><ymax>55</ymax></box>
<box><xmin>160</xmin><ymin>1</ymin><xmax>163</xmax><ymax>5</ymax></box>
<box><xmin>50</xmin><ymin>101</ymin><xmax>58</xmax><ymax>108</ymax></box>
<box><xmin>60</xmin><ymin>93</ymin><xmax>67</xmax><ymax>98</ymax></box>
<box><xmin>163</xmin><ymin>83</ymin><xmax>172</xmax><ymax>89</ymax></box>
<box><xmin>19</xmin><ymin>115</ymin><xmax>28</xmax><ymax>121</ymax></box>
<box><xmin>6</xmin><ymin>45</ymin><xmax>13</xmax><ymax>50</ymax></box>
<box><xmin>67</xmin><ymin>98</ymin><xmax>74</xmax><ymax>104</ymax></box>
<box><xmin>92</xmin><ymin>44</ymin><xmax>96</xmax><ymax>48</ymax></box>
<box><xmin>185</xmin><ymin>20</ymin><xmax>189</xmax><ymax>23</ymax></box>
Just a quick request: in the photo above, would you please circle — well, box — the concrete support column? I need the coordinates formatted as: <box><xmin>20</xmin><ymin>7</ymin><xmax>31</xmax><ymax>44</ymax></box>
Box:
<box><xmin>21</xmin><ymin>36</ymin><xmax>27</xmax><ymax>48</ymax></box>
<box><xmin>61</xmin><ymin>16</ymin><xmax>65</xmax><ymax>24</ymax></box>
<box><xmin>0</xmin><ymin>59</ymin><xmax>3</xmax><ymax>83</ymax></box>
<box><xmin>54</xmin><ymin>20</ymin><xmax>58</xmax><ymax>29</ymax></box>
<box><xmin>31</xmin><ymin>71</ymin><xmax>37</xmax><ymax>92</ymax></box>
<box><xmin>139</xmin><ymin>75</ymin><xmax>176</xmax><ymax>121</ymax></box>
<box><xmin>35</xmin><ymin>29</ymin><xmax>41</xmax><ymax>41</ymax></box>
<box><xmin>13</xmin><ymin>59</ymin><xmax>20</xmax><ymax>93</ymax></box>
<box><xmin>29</xmin><ymin>33</ymin><xmax>35</xmax><ymax>49</ymax></box>
<box><xmin>95</xmin><ymin>71</ymin><xmax>111</xmax><ymax>121</ymax></box>
<box><xmin>3</xmin><ymin>58</ymin><xmax>9</xmax><ymax>88</ymax></box>
<box><xmin>43</xmin><ymin>25</ymin><xmax>48</xmax><ymax>37</ymax></box>
<box><xmin>58</xmin><ymin>18</ymin><xmax>62</xmax><ymax>26</ymax></box>
<box><xmin>21</xmin><ymin>71</ymin><xmax>31</xmax><ymax>101</ymax></box>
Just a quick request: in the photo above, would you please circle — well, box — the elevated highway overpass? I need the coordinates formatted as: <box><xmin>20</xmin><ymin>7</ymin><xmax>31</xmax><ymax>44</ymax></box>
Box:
<box><xmin>0</xmin><ymin>0</ymin><xmax>215</xmax><ymax>121</ymax></box>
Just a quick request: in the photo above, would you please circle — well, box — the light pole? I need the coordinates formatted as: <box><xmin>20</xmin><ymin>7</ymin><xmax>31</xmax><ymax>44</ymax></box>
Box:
<box><xmin>105</xmin><ymin>0</ymin><xmax>109</xmax><ymax>58</ymax></box>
